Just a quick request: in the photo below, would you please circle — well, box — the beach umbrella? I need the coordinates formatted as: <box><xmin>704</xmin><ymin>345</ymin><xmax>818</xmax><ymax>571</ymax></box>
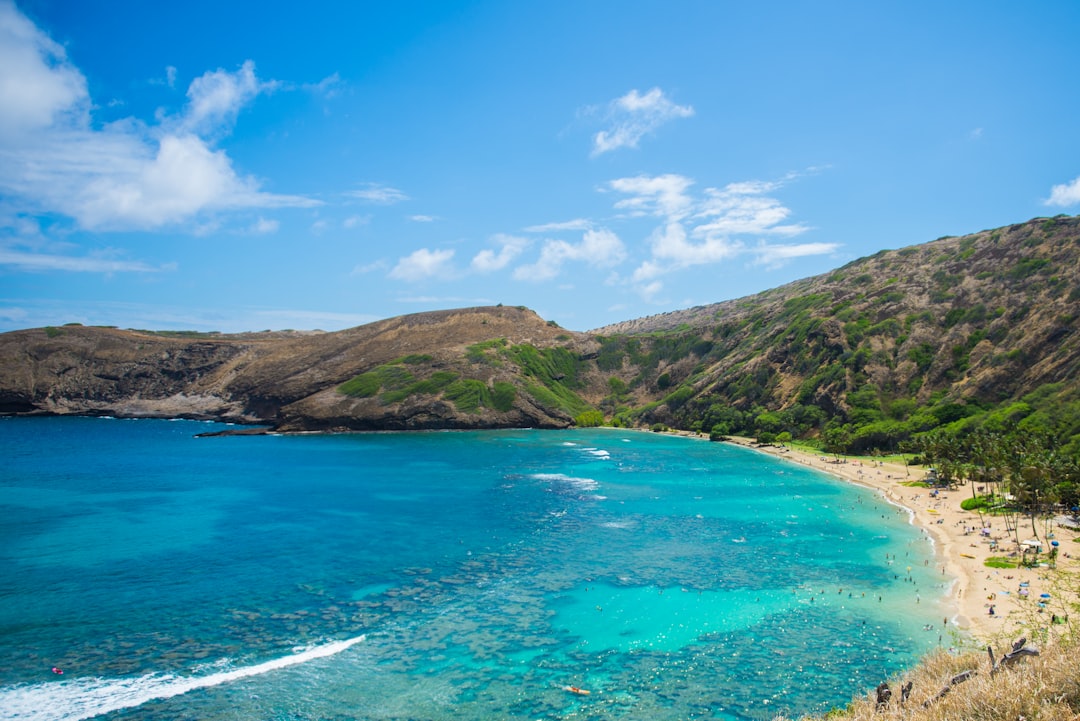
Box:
<box><xmin>1040</xmin><ymin>593</ymin><xmax>1051</xmax><ymax>599</ymax></box>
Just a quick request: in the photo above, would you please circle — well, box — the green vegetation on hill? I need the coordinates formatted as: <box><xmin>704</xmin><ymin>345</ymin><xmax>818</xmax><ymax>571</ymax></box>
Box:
<box><xmin>568</xmin><ymin>216</ymin><xmax>1080</xmax><ymax>511</ymax></box>
<box><xmin>589</xmin><ymin>216</ymin><xmax>1080</xmax><ymax>461</ymax></box>
<box><xmin>338</xmin><ymin>362</ymin><xmax>460</xmax><ymax>404</ymax></box>
<box><xmin>337</xmin><ymin>340</ymin><xmax>589</xmax><ymax>418</ymax></box>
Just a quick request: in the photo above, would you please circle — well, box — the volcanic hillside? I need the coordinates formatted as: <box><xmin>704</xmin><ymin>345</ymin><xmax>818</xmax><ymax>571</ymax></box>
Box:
<box><xmin>1</xmin><ymin>215</ymin><xmax>1078</xmax><ymax>451</ymax></box>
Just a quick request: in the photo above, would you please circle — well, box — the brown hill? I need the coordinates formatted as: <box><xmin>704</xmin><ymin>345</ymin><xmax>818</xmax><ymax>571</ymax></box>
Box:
<box><xmin>0</xmin><ymin>306</ymin><xmax>600</xmax><ymax>431</ymax></box>
<box><xmin>1</xmin><ymin>215</ymin><xmax>1078</xmax><ymax>447</ymax></box>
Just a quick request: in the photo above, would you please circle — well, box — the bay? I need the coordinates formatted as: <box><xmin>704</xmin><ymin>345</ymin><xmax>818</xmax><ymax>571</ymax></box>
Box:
<box><xmin>0</xmin><ymin>417</ymin><xmax>948</xmax><ymax>720</ymax></box>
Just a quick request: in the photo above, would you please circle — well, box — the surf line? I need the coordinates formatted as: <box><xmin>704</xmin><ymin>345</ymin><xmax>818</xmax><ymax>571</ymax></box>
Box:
<box><xmin>1</xmin><ymin>635</ymin><xmax>366</xmax><ymax>721</ymax></box>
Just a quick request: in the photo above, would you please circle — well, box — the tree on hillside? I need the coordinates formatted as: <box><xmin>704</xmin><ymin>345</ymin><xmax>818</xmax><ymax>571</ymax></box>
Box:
<box><xmin>823</xmin><ymin>426</ymin><xmax>851</xmax><ymax>460</ymax></box>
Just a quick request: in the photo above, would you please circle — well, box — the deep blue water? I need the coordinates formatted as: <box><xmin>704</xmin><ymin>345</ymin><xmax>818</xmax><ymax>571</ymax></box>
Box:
<box><xmin>0</xmin><ymin>417</ymin><xmax>949</xmax><ymax>720</ymax></box>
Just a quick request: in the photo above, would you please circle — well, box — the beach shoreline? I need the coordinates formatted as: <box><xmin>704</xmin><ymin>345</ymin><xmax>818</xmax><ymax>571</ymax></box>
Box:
<box><xmin>709</xmin><ymin>435</ymin><xmax>1079</xmax><ymax>646</ymax></box>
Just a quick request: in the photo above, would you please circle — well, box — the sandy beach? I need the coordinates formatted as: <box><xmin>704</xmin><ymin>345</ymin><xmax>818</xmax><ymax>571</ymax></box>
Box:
<box><xmin>721</xmin><ymin>436</ymin><xmax>1079</xmax><ymax>646</ymax></box>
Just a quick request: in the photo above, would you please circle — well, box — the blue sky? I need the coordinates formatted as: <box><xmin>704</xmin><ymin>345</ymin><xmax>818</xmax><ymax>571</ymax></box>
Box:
<box><xmin>2</xmin><ymin>1</ymin><xmax>1079</xmax><ymax>333</ymax></box>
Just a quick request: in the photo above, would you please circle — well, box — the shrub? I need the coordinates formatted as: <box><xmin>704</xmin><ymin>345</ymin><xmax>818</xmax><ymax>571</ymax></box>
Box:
<box><xmin>575</xmin><ymin>410</ymin><xmax>605</xmax><ymax>427</ymax></box>
<box><xmin>960</xmin><ymin>496</ymin><xmax>991</xmax><ymax>512</ymax></box>
<box><xmin>338</xmin><ymin>372</ymin><xmax>383</xmax><ymax>398</ymax></box>
<box><xmin>490</xmin><ymin>381</ymin><xmax>516</xmax><ymax>412</ymax></box>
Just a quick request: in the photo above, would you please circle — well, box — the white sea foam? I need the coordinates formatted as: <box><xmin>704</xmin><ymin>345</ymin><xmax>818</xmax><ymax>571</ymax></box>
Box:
<box><xmin>531</xmin><ymin>472</ymin><xmax>599</xmax><ymax>491</ymax></box>
<box><xmin>0</xmin><ymin>635</ymin><xmax>365</xmax><ymax>721</ymax></box>
<box><xmin>583</xmin><ymin>448</ymin><xmax>611</xmax><ymax>459</ymax></box>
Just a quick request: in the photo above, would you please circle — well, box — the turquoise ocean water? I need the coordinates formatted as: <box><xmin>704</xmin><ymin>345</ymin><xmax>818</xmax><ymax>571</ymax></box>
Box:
<box><xmin>0</xmin><ymin>417</ymin><xmax>951</xmax><ymax>720</ymax></box>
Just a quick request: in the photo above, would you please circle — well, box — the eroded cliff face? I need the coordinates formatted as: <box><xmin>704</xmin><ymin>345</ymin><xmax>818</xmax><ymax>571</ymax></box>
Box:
<box><xmin>0</xmin><ymin>328</ymin><xmax>256</xmax><ymax>419</ymax></box>
<box><xmin>0</xmin><ymin>306</ymin><xmax>601</xmax><ymax>431</ymax></box>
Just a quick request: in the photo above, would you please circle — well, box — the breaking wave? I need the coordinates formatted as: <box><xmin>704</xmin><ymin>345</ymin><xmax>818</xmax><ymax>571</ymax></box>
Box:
<box><xmin>0</xmin><ymin>635</ymin><xmax>365</xmax><ymax>721</ymax></box>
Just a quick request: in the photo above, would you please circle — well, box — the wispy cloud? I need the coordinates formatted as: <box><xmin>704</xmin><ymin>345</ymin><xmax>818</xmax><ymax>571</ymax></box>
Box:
<box><xmin>591</xmin><ymin>87</ymin><xmax>693</xmax><ymax>156</ymax></box>
<box><xmin>346</xmin><ymin>183</ymin><xmax>409</xmax><ymax>204</ymax></box>
<box><xmin>351</xmin><ymin>259</ymin><xmax>388</xmax><ymax>275</ymax></box>
<box><xmin>250</xmin><ymin>307</ymin><xmax>378</xmax><ymax>330</ymax></box>
<box><xmin>148</xmin><ymin>65</ymin><xmax>177</xmax><ymax>88</ymax></box>
<box><xmin>343</xmin><ymin>214</ymin><xmax>370</xmax><ymax>229</ymax></box>
<box><xmin>251</xmin><ymin>217</ymin><xmax>279</xmax><ymax>234</ymax></box>
<box><xmin>610</xmin><ymin>171</ymin><xmax>835</xmax><ymax>285</ymax></box>
<box><xmin>609</xmin><ymin>174</ymin><xmax>695</xmax><ymax>220</ymax></box>
<box><xmin>0</xmin><ymin>248</ymin><xmax>166</xmax><ymax>273</ymax></box>
<box><xmin>523</xmin><ymin>219</ymin><xmax>592</xmax><ymax>233</ymax></box>
<box><xmin>694</xmin><ymin>180</ymin><xmax>809</xmax><ymax>237</ymax></box>
<box><xmin>303</xmin><ymin>72</ymin><xmax>341</xmax><ymax>99</ymax></box>
<box><xmin>0</xmin><ymin>297</ymin><xmax>377</xmax><ymax>333</ymax></box>
<box><xmin>1045</xmin><ymin>176</ymin><xmax>1080</xmax><ymax>207</ymax></box>
<box><xmin>0</xmin><ymin>4</ymin><xmax>318</xmax><ymax>232</ymax></box>
<box><xmin>396</xmin><ymin>294</ymin><xmax>493</xmax><ymax>306</ymax></box>
<box><xmin>750</xmin><ymin>241</ymin><xmax>840</xmax><ymax>269</ymax></box>
<box><xmin>409</xmin><ymin>214</ymin><xmax>437</xmax><ymax>223</ymax></box>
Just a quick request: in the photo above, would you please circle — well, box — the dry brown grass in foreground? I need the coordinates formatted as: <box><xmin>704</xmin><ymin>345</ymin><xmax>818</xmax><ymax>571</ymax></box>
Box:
<box><xmin>777</xmin><ymin>628</ymin><xmax>1080</xmax><ymax>721</ymax></box>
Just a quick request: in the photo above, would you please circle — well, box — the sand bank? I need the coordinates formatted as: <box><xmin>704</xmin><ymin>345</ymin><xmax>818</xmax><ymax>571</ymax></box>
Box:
<box><xmin>719</xmin><ymin>436</ymin><xmax>1079</xmax><ymax>645</ymax></box>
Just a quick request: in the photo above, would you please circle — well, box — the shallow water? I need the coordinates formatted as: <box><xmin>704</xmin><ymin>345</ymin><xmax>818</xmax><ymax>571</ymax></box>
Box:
<box><xmin>0</xmin><ymin>417</ymin><xmax>950</xmax><ymax>720</ymax></box>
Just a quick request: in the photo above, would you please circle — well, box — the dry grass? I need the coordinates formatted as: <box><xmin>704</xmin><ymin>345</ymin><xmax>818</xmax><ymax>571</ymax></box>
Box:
<box><xmin>775</xmin><ymin>627</ymin><xmax>1080</xmax><ymax>721</ymax></box>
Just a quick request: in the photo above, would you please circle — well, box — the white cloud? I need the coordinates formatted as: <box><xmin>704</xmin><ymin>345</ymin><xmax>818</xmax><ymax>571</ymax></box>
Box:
<box><xmin>609</xmin><ymin>174</ymin><xmax>695</xmax><ymax>220</ymax></box>
<box><xmin>0</xmin><ymin>2</ymin><xmax>88</xmax><ymax>132</ymax></box>
<box><xmin>591</xmin><ymin>87</ymin><xmax>694</xmax><ymax>156</ymax></box>
<box><xmin>523</xmin><ymin>219</ymin><xmax>592</xmax><ymax>233</ymax></box>
<box><xmin>409</xmin><ymin>214</ymin><xmax>437</xmax><ymax>223</ymax></box>
<box><xmin>346</xmin><ymin>183</ymin><xmax>409</xmax><ymax>204</ymax></box>
<box><xmin>513</xmin><ymin>228</ymin><xmax>625</xmax><ymax>281</ymax></box>
<box><xmin>638</xmin><ymin>280</ymin><xmax>664</xmax><ymax>303</ymax></box>
<box><xmin>610</xmin><ymin>171</ymin><xmax>831</xmax><ymax>281</ymax></box>
<box><xmin>0</xmin><ymin>4</ymin><xmax>316</xmax><ymax>232</ymax></box>
<box><xmin>179</xmin><ymin>59</ymin><xmax>274</xmax><ymax>137</ymax></box>
<box><xmin>694</xmin><ymin>181</ymin><xmax>809</xmax><ymax>237</ymax></box>
<box><xmin>1045</xmin><ymin>176</ymin><xmax>1080</xmax><ymax>207</ymax></box>
<box><xmin>471</xmin><ymin>234</ymin><xmax>528</xmax><ymax>272</ymax></box>
<box><xmin>61</xmin><ymin>134</ymin><xmax>312</xmax><ymax>230</ymax></box>
<box><xmin>632</xmin><ymin>222</ymin><xmax>743</xmax><ymax>281</ymax></box>
<box><xmin>389</xmin><ymin>248</ymin><xmax>456</xmax><ymax>281</ymax></box>
<box><xmin>751</xmin><ymin>241</ymin><xmax>839</xmax><ymax>269</ymax></box>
